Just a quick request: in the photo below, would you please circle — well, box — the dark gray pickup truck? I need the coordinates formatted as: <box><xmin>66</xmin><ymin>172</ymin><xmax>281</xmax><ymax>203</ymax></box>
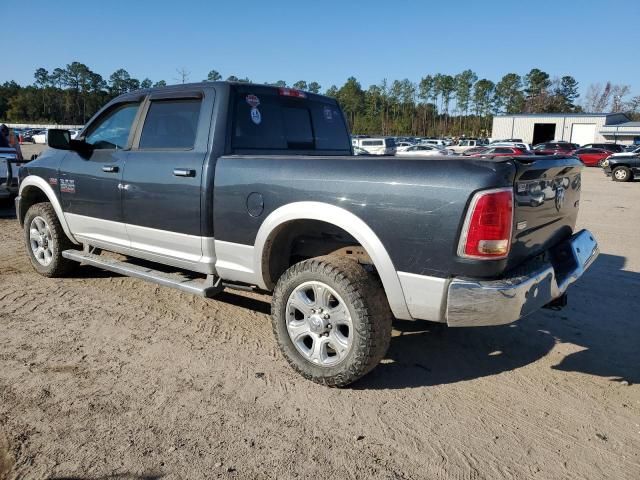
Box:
<box><xmin>15</xmin><ymin>82</ymin><xmax>598</xmax><ymax>386</ymax></box>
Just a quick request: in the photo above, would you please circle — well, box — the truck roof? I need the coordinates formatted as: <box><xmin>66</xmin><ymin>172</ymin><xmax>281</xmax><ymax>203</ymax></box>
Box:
<box><xmin>116</xmin><ymin>81</ymin><xmax>325</xmax><ymax>100</ymax></box>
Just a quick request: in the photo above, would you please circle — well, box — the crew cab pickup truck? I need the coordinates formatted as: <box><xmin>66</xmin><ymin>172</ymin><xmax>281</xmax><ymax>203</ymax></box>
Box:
<box><xmin>15</xmin><ymin>82</ymin><xmax>599</xmax><ymax>386</ymax></box>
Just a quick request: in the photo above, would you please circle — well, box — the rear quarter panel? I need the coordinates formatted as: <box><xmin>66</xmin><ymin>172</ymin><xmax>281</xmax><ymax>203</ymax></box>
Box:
<box><xmin>213</xmin><ymin>155</ymin><xmax>517</xmax><ymax>278</ymax></box>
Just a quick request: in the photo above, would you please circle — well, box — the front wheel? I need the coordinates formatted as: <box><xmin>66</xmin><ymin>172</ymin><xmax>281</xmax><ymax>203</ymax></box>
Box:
<box><xmin>271</xmin><ymin>255</ymin><xmax>392</xmax><ymax>387</ymax></box>
<box><xmin>612</xmin><ymin>166</ymin><xmax>632</xmax><ymax>182</ymax></box>
<box><xmin>24</xmin><ymin>202</ymin><xmax>76</xmax><ymax>277</ymax></box>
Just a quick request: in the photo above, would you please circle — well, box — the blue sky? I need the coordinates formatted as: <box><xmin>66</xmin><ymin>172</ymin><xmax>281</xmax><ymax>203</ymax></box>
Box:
<box><xmin>5</xmin><ymin>0</ymin><xmax>639</xmax><ymax>100</ymax></box>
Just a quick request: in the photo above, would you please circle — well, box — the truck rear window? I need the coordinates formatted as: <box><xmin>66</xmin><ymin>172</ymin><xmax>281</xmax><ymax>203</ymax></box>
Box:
<box><xmin>231</xmin><ymin>86</ymin><xmax>351</xmax><ymax>152</ymax></box>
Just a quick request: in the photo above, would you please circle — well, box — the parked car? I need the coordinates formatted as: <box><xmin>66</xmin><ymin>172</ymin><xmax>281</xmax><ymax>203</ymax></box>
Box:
<box><xmin>581</xmin><ymin>143</ymin><xmax>625</xmax><ymax>153</ymax></box>
<box><xmin>570</xmin><ymin>148</ymin><xmax>612</xmax><ymax>167</ymax></box>
<box><xmin>21</xmin><ymin>129</ymin><xmax>46</xmax><ymax>143</ymax></box>
<box><xmin>15</xmin><ymin>82</ymin><xmax>598</xmax><ymax>387</ymax></box>
<box><xmin>532</xmin><ymin>142</ymin><xmax>574</xmax><ymax>155</ymax></box>
<box><xmin>352</xmin><ymin>137</ymin><xmax>396</xmax><ymax>155</ymax></box>
<box><xmin>352</xmin><ymin>146</ymin><xmax>372</xmax><ymax>156</ymax></box>
<box><xmin>491</xmin><ymin>141</ymin><xmax>532</xmax><ymax>151</ymax></box>
<box><xmin>69</xmin><ymin>128</ymin><xmax>83</xmax><ymax>140</ymax></box>
<box><xmin>467</xmin><ymin>146</ymin><xmax>529</xmax><ymax>158</ymax></box>
<box><xmin>396</xmin><ymin>144</ymin><xmax>448</xmax><ymax>157</ymax></box>
<box><xmin>419</xmin><ymin>138</ymin><xmax>447</xmax><ymax>148</ymax></box>
<box><xmin>32</xmin><ymin>130</ymin><xmax>48</xmax><ymax>144</ymax></box>
<box><xmin>602</xmin><ymin>154</ymin><xmax>640</xmax><ymax>182</ymax></box>
<box><xmin>395</xmin><ymin>141</ymin><xmax>416</xmax><ymax>152</ymax></box>
<box><xmin>449</xmin><ymin>139</ymin><xmax>486</xmax><ymax>154</ymax></box>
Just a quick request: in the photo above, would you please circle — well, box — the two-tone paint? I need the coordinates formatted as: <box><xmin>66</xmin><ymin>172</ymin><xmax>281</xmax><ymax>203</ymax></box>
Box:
<box><xmin>17</xmin><ymin>82</ymin><xmax>586</xmax><ymax>325</ymax></box>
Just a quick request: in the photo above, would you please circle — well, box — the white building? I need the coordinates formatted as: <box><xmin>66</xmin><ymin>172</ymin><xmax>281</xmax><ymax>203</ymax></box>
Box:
<box><xmin>492</xmin><ymin>113</ymin><xmax>637</xmax><ymax>146</ymax></box>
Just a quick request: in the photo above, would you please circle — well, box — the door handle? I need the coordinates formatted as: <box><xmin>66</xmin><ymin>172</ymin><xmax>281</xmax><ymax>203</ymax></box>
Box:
<box><xmin>102</xmin><ymin>165</ymin><xmax>119</xmax><ymax>173</ymax></box>
<box><xmin>173</xmin><ymin>168</ymin><xmax>196</xmax><ymax>177</ymax></box>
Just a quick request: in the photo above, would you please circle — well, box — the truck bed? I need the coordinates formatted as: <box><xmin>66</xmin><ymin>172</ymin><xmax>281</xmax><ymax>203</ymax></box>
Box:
<box><xmin>213</xmin><ymin>154</ymin><xmax>583</xmax><ymax>279</ymax></box>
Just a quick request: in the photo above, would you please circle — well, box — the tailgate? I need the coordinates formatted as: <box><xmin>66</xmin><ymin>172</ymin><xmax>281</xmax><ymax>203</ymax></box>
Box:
<box><xmin>508</xmin><ymin>155</ymin><xmax>584</xmax><ymax>269</ymax></box>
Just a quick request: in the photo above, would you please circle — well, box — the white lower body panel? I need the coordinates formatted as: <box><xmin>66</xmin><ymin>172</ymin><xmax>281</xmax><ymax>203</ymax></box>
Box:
<box><xmin>64</xmin><ymin>213</ymin><xmax>216</xmax><ymax>274</ymax></box>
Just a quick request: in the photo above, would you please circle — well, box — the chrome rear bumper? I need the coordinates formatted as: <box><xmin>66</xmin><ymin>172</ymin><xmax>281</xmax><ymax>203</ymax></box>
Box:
<box><xmin>446</xmin><ymin>229</ymin><xmax>599</xmax><ymax>327</ymax></box>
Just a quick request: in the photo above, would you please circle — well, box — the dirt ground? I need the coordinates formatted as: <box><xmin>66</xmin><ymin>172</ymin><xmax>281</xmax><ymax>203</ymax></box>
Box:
<box><xmin>1</xmin><ymin>146</ymin><xmax>639</xmax><ymax>479</ymax></box>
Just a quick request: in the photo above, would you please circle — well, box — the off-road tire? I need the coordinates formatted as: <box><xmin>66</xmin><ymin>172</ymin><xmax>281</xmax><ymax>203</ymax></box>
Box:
<box><xmin>271</xmin><ymin>255</ymin><xmax>393</xmax><ymax>387</ymax></box>
<box><xmin>612</xmin><ymin>166</ymin><xmax>632</xmax><ymax>182</ymax></box>
<box><xmin>24</xmin><ymin>202</ymin><xmax>76</xmax><ymax>277</ymax></box>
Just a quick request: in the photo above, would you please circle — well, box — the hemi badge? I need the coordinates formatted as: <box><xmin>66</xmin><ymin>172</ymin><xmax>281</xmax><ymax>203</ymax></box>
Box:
<box><xmin>516</xmin><ymin>221</ymin><xmax>527</xmax><ymax>231</ymax></box>
<box><xmin>49</xmin><ymin>178</ymin><xmax>58</xmax><ymax>186</ymax></box>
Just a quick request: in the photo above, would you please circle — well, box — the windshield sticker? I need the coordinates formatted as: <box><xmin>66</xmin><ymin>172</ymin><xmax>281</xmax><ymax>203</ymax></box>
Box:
<box><xmin>250</xmin><ymin>107</ymin><xmax>262</xmax><ymax>125</ymax></box>
<box><xmin>246</xmin><ymin>94</ymin><xmax>260</xmax><ymax>108</ymax></box>
<box><xmin>323</xmin><ymin>106</ymin><xmax>333</xmax><ymax>121</ymax></box>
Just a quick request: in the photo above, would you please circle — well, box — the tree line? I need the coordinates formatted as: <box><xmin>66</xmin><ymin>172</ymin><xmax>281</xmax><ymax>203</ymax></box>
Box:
<box><xmin>0</xmin><ymin>62</ymin><xmax>638</xmax><ymax>137</ymax></box>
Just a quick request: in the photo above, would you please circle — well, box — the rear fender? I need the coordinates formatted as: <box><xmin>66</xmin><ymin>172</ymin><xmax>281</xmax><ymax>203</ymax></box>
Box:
<box><xmin>253</xmin><ymin>201</ymin><xmax>412</xmax><ymax>320</ymax></box>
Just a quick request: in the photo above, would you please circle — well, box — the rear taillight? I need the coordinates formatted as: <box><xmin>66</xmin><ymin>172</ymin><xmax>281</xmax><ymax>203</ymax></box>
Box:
<box><xmin>458</xmin><ymin>188</ymin><xmax>514</xmax><ymax>259</ymax></box>
<box><xmin>278</xmin><ymin>87</ymin><xmax>307</xmax><ymax>98</ymax></box>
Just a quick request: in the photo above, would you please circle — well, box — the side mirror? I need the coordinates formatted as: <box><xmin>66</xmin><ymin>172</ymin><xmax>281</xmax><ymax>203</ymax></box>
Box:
<box><xmin>47</xmin><ymin>129</ymin><xmax>71</xmax><ymax>150</ymax></box>
<box><xmin>47</xmin><ymin>128</ymin><xmax>93</xmax><ymax>156</ymax></box>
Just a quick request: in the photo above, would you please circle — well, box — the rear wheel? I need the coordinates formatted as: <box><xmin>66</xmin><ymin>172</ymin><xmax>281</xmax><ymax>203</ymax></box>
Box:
<box><xmin>612</xmin><ymin>166</ymin><xmax>632</xmax><ymax>182</ymax></box>
<box><xmin>271</xmin><ymin>255</ymin><xmax>392</xmax><ymax>387</ymax></box>
<box><xmin>24</xmin><ymin>202</ymin><xmax>76</xmax><ymax>277</ymax></box>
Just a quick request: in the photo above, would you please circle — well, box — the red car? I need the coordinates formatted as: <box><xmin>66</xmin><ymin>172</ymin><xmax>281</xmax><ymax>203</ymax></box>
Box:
<box><xmin>570</xmin><ymin>148</ymin><xmax>611</xmax><ymax>167</ymax></box>
<box><xmin>467</xmin><ymin>146</ymin><xmax>528</xmax><ymax>157</ymax></box>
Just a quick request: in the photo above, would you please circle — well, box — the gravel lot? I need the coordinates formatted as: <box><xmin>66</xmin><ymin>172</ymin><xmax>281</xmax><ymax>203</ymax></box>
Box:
<box><xmin>1</xmin><ymin>146</ymin><xmax>639</xmax><ymax>479</ymax></box>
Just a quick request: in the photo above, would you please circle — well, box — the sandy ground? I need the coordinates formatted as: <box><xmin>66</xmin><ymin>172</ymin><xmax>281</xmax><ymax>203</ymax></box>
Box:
<box><xmin>1</xmin><ymin>146</ymin><xmax>639</xmax><ymax>479</ymax></box>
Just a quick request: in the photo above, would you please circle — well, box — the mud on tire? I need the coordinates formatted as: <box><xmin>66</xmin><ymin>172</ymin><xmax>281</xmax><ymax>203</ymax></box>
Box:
<box><xmin>271</xmin><ymin>255</ymin><xmax>393</xmax><ymax>387</ymax></box>
<box><xmin>23</xmin><ymin>202</ymin><xmax>77</xmax><ymax>277</ymax></box>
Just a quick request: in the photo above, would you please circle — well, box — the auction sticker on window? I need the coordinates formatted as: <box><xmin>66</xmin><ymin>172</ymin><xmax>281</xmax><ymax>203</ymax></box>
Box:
<box><xmin>250</xmin><ymin>107</ymin><xmax>262</xmax><ymax>125</ymax></box>
<box><xmin>246</xmin><ymin>94</ymin><xmax>260</xmax><ymax>108</ymax></box>
<box><xmin>323</xmin><ymin>105</ymin><xmax>333</xmax><ymax>121</ymax></box>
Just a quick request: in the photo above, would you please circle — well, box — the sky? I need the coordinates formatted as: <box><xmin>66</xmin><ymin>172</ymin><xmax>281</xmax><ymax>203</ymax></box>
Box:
<box><xmin>4</xmin><ymin>0</ymin><xmax>640</xmax><ymax>101</ymax></box>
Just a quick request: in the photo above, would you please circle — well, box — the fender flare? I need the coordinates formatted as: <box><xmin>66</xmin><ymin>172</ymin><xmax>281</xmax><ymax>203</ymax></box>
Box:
<box><xmin>19</xmin><ymin>175</ymin><xmax>78</xmax><ymax>244</ymax></box>
<box><xmin>253</xmin><ymin>201</ymin><xmax>412</xmax><ymax>320</ymax></box>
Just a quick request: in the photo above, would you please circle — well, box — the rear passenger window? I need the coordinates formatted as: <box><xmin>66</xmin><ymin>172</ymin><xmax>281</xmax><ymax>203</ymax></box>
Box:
<box><xmin>139</xmin><ymin>99</ymin><xmax>201</xmax><ymax>149</ymax></box>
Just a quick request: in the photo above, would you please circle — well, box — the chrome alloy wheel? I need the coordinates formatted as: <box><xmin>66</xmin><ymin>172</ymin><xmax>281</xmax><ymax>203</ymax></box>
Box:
<box><xmin>29</xmin><ymin>216</ymin><xmax>54</xmax><ymax>266</ymax></box>
<box><xmin>614</xmin><ymin>168</ymin><xmax>628</xmax><ymax>180</ymax></box>
<box><xmin>285</xmin><ymin>281</ymin><xmax>353</xmax><ymax>367</ymax></box>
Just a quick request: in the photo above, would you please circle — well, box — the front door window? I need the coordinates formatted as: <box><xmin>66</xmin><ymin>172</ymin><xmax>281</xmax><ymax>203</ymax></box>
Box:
<box><xmin>85</xmin><ymin>103</ymin><xmax>140</xmax><ymax>150</ymax></box>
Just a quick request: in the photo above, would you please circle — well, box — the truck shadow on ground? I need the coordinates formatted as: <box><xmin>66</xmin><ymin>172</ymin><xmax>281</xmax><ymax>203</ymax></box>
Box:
<box><xmin>355</xmin><ymin>253</ymin><xmax>640</xmax><ymax>390</ymax></box>
<box><xmin>0</xmin><ymin>200</ymin><xmax>16</xmax><ymax>219</ymax></box>
<box><xmin>42</xmin><ymin>240</ymin><xmax>640</xmax><ymax>391</ymax></box>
